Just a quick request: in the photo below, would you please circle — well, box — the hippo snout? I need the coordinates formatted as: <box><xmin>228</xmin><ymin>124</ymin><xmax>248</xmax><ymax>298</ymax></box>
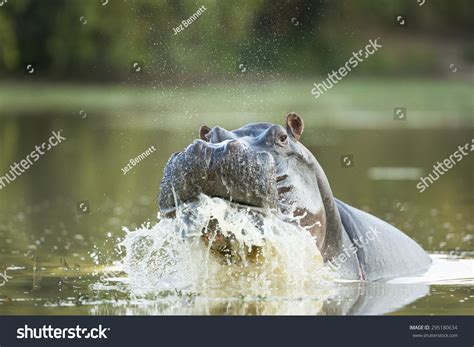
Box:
<box><xmin>158</xmin><ymin>139</ymin><xmax>278</xmax><ymax>215</ymax></box>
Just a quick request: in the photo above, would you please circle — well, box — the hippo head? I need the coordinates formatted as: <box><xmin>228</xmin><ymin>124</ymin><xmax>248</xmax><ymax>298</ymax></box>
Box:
<box><xmin>159</xmin><ymin>113</ymin><xmax>328</xmax><ymax>250</ymax></box>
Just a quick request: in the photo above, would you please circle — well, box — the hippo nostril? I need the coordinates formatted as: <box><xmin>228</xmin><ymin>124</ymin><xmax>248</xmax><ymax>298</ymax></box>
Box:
<box><xmin>211</xmin><ymin>126</ymin><xmax>236</xmax><ymax>143</ymax></box>
<box><xmin>227</xmin><ymin>140</ymin><xmax>241</xmax><ymax>152</ymax></box>
<box><xmin>192</xmin><ymin>139</ymin><xmax>206</xmax><ymax>148</ymax></box>
<box><xmin>188</xmin><ymin>140</ymin><xmax>205</xmax><ymax>154</ymax></box>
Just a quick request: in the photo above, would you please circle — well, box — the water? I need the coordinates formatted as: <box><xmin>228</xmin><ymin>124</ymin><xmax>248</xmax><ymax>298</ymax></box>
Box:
<box><xmin>121</xmin><ymin>196</ymin><xmax>328</xmax><ymax>297</ymax></box>
<box><xmin>0</xmin><ymin>81</ymin><xmax>472</xmax><ymax>315</ymax></box>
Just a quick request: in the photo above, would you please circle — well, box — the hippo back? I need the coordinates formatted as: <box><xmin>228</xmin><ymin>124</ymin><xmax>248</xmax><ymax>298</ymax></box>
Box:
<box><xmin>335</xmin><ymin>199</ymin><xmax>432</xmax><ymax>281</ymax></box>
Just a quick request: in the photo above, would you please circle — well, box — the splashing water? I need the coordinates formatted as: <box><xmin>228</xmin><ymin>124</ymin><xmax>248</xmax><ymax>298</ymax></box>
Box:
<box><xmin>120</xmin><ymin>195</ymin><xmax>331</xmax><ymax>299</ymax></box>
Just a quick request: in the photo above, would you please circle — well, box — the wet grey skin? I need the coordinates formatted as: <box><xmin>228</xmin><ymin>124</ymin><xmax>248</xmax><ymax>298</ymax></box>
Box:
<box><xmin>159</xmin><ymin>113</ymin><xmax>432</xmax><ymax>281</ymax></box>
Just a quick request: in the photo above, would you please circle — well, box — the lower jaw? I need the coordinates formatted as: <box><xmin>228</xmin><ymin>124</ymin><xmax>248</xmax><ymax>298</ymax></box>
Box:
<box><xmin>161</xmin><ymin>195</ymin><xmax>269</xmax><ymax>264</ymax></box>
<box><xmin>201</xmin><ymin>231</ymin><xmax>264</xmax><ymax>265</ymax></box>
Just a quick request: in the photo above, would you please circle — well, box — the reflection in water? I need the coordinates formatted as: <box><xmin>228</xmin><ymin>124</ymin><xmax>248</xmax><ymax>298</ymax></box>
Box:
<box><xmin>334</xmin><ymin>282</ymin><xmax>429</xmax><ymax>316</ymax></box>
<box><xmin>88</xmin><ymin>255</ymin><xmax>471</xmax><ymax>315</ymax></box>
<box><xmin>1</xmin><ymin>255</ymin><xmax>472</xmax><ymax>315</ymax></box>
<box><xmin>88</xmin><ymin>280</ymin><xmax>431</xmax><ymax>316</ymax></box>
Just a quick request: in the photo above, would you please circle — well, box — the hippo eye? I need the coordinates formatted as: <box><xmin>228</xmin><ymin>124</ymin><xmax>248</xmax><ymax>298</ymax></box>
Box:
<box><xmin>278</xmin><ymin>134</ymin><xmax>288</xmax><ymax>145</ymax></box>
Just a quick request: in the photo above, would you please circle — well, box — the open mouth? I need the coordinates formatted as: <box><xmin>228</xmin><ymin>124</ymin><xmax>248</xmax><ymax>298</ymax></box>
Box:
<box><xmin>199</xmin><ymin>215</ymin><xmax>264</xmax><ymax>264</ymax></box>
<box><xmin>158</xmin><ymin>140</ymin><xmax>279</xmax><ymax>263</ymax></box>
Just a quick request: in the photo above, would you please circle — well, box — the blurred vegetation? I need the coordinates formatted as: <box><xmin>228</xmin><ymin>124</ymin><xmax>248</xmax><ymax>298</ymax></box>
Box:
<box><xmin>0</xmin><ymin>0</ymin><xmax>472</xmax><ymax>83</ymax></box>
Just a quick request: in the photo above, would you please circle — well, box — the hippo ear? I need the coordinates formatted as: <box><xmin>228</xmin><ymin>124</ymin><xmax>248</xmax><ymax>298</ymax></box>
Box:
<box><xmin>199</xmin><ymin>125</ymin><xmax>211</xmax><ymax>141</ymax></box>
<box><xmin>286</xmin><ymin>112</ymin><xmax>304</xmax><ymax>141</ymax></box>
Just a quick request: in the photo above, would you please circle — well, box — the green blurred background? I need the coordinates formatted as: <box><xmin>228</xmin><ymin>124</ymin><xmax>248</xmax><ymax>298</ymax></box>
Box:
<box><xmin>0</xmin><ymin>0</ymin><xmax>473</xmax><ymax>81</ymax></box>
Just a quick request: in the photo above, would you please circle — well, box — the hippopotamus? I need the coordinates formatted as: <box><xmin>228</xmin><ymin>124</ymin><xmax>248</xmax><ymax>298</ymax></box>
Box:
<box><xmin>158</xmin><ymin>113</ymin><xmax>431</xmax><ymax>281</ymax></box>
